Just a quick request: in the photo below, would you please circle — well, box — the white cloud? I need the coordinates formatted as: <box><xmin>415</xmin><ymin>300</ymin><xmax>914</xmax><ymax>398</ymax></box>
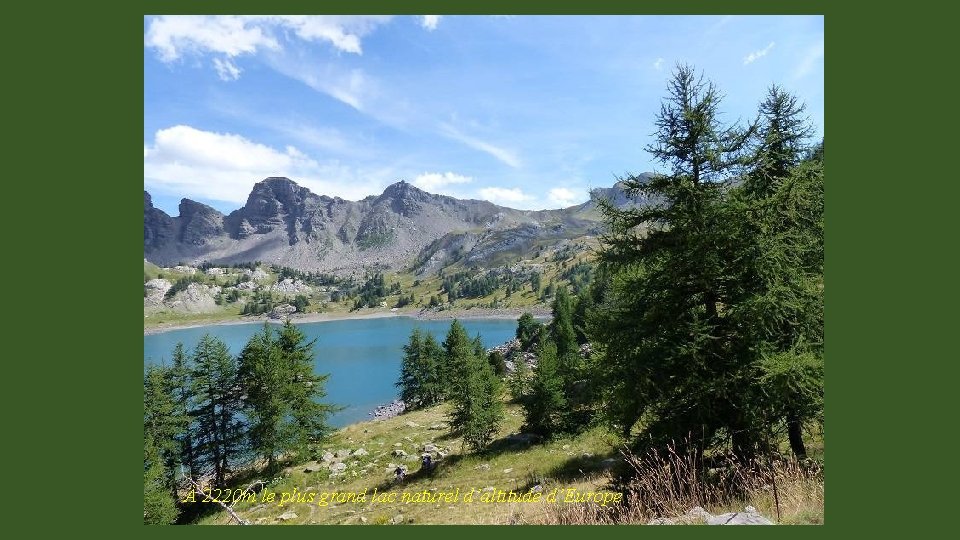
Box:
<box><xmin>412</xmin><ymin>172</ymin><xmax>472</xmax><ymax>194</ymax></box>
<box><xmin>143</xmin><ymin>125</ymin><xmax>391</xmax><ymax>206</ymax></box>
<box><xmin>145</xmin><ymin>16</ymin><xmax>279</xmax><ymax>62</ymax></box>
<box><xmin>792</xmin><ymin>38</ymin><xmax>824</xmax><ymax>80</ymax></box>
<box><xmin>212</xmin><ymin>57</ymin><xmax>241</xmax><ymax>81</ymax></box>
<box><xmin>421</xmin><ymin>15</ymin><xmax>441</xmax><ymax>31</ymax></box>
<box><xmin>439</xmin><ymin>123</ymin><xmax>521</xmax><ymax>168</ymax></box>
<box><xmin>653</xmin><ymin>57</ymin><xmax>664</xmax><ymax>70</ymax></box>
<box><xmin>548</xmin><ymin>187</ymin><xmax>585</xmax><ymax>208</ymax></box>
<box><xmin>743</xmin><ymin>41</ymin><xmax>776</xmax><ymax>65</ymax></box>
<box><xmin>144</xmin><ymin>15</ymin><xmax>393</xmax><ymax>65</ymax></box>
<box><xmin>478</xmin><ymin>187</ymin><xmax>532</xmax><ymax>206</ymax></box>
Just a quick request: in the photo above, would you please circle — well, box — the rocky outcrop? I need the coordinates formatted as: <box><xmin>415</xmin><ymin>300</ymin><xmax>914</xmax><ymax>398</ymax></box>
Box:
<box><xmin>143</xmin><ymin>278</ymin><xmax>171</xmax><ymax>306</ymax></box>
<box><xmin>647</xmin><ymin>506</ymin><xmax>774</xmax><ymax>525</ymax></box>
<box><xmin>268</xmin><ymin>303</ymin><xmax>297</xmax><ymax>319</ymax></box>
<box><xmin>270</xmin><ymin>278</ymin><xmax>312</xmax><ymax>295</ymax></box>
<box><xmin>143</xmin><ymin>191</ymin><xmax>175</xmax><ymax>252</ymax></box>
<box><xmin>165</xmin><ymin>282</ymin><xmax>221</xmax><ymax>313</ymax></box>
<box><xmin>179</xmin><ymin>199</ymin><xmax>224</xmax><ymax>245</ymax></box>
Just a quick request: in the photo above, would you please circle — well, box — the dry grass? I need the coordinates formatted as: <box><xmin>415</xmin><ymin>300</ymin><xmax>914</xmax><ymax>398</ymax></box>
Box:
<box><xmin>519</xmin><ymin>443</ymin><xmax>824</xmax><ymax>525</ymax></box>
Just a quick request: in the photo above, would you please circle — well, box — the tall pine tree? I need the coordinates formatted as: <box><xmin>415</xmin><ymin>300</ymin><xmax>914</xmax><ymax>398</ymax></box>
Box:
<box><xmin>522</xmin><ymin>341</ymin><xmax>567</xmax><ymax>437</ymax></box>
<box><xmin>593</xmin><ymin>64</ymin><xmax>755</xmax><ymax>456</ymax></box>
<box><xmin>238</xmin><ymin>324</ymin><xmax>288</xmax><ymax>472</ymax></box>
<box><xmin>144</xmin><ymin>434</ymin><xmax>179</xmax><ymax>525</ymax></box>
<box><xmin>725</xmin><ymin>86</ymin><xmax>824</xmax><ymax>459</ymax></box>
<box><xmin>441</xmin><ymin>320</ymin><xmax>473</xmax><ymax>398</ymax></box>
<box><xmin>191</xmin><ymin>334</ymin><xmax>244</xmax><ymax>487</ymax></box>
<box><xmin>143</xmin><ymin>363</ymin><xmax>186</xmax><ymax>502</ymax></box>
<box><xmin>276</xmin><ymin>320</ymin><xmax>336</xmax><ymax>458</ymax></box>
<box><xmin>169</xmin><ymin>343</ymin><xmax>198</xmax><ymax>481</ymax></box>
<box><xmin>397</xmin><ymin>328</ymin><xmax>443</xmax><ymax>409</ymax></box>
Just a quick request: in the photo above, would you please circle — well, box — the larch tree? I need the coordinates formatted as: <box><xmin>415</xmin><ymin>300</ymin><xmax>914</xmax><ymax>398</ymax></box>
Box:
<box><xmin>592</xmin><ymin>64</ymin><xmax>756</xmax><ymax>457</ymax></box>
<box><xmin>190</xmin><ymin>334</ymin><xmax>244</xmax><ymax>487</ymax></box>
<box><xmin>276</xmin><ymin>320</ymin><xmax>336</xmax><ymax>458</ymax></box>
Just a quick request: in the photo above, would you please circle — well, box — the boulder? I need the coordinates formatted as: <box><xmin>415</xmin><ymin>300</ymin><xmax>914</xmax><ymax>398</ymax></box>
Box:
<box><xmin>277</xmin><ymin>511</ymin><xmax>298</xmax><ymax>521</ymax></box>
<box><xmin>269</xmin><ymin>303</ymin><xmax>297</xmax><ymax>319</ymax></box>
<box><xmin>647</xmin><ymin>506</ymin><xmax>773</xmax><ymax>526</ymax></box>
<box><xmin>422</xmin><ymin>443</ymin><xmax>438</xmax><ymax>453</ymax></box>
<box><xmin>352</xmin><ymin>447</ymin><xmax>369</xmax><ymax>456</ymax></box>
<box><xmin>706</xmin><ymin>506</ymin><xmax>774</xmax><ymax>525</ymax></box>
<box><xmin>329</xmin><ymin>462</ymin><xmax>347</xmax><ymax>473</ymax></box>
<box><xmin>393</xmin><ymin>449</ymin><xmax>408</xmax><ymax>457</ymax></box>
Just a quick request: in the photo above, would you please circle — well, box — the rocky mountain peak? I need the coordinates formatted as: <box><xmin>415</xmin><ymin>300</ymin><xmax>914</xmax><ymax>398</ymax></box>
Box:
<box><xmin>379</xmin><ymin>180</ymin><xmax>432</xmax><ymax>216</ymax></box>
<box><xmin>178</xmin><ymin>198</ymin><xmax>221</xmax><ymax>220</ymax></box>
<box><xmin>178</xmin><ymin>199</ymin><xmax>224</xmax><ymax>246</ymax></box>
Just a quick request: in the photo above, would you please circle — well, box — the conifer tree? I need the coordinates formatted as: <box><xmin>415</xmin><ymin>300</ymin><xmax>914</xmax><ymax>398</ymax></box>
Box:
<box><xmin>516</xmin><ymin>312</ymin><xmax>543</xmax><ymax>352</ymax></box>
<box><xmin>144</xmin><ymin>434</ymin><xmax>179</xmax><ymax>525</ymax></box>
<box><xmin>488</xmin><ymin>350</ymin><xmax>507</xmax><ymax>377</ymax></box>
<box><xmin>522</xmin><ymin>341</ymin><xmax>567</xmax><ymax>437</ymax></box>
<box><xmin>397</xmin><ymin>328</ymin><xmax>443</xmax><ymax>409</ymax></box>
<box><xmin>143</xmin><ymin>363</ymin><xmax>186</xmax><ymax>501</ymax></box>
<box><xmin>276</xmin><ymin>320</ymin><xmax>335</xmax><ymax>457</ymax></box>
<box><xmin>550</xmin><ymin>286</ymin><xmax>579</xmax><ymax>371</ymax></box>
<box><xmin>724</xmin><ymin>86</ymin><xmax>824</xmax><ymax>459</ymax></box>
<box><xmin>441</xmin><ymin>320</ymin><xmax>473</xmax><ymax>397</ymax></box>
<box><xmin>169</xmin><ymin>343</ymin><xmax>197</xmax><ymax>480</ymax></box>
<box><xmin>238</xmin><ymin>324</ymin><xmax>288</xmax><ymax>472</ymax></box>
<box><xmin>592</xmin><ymin>64</ymin><xmax>754</xmax><ymax>455</ymax></box>
<box><xmin>190</xmin><ymin>334</ymin><xmax>244</xmax><ymax>487</ymax></box>
<box><xmin>449</xmin><ymin>347</ymin><xmax>504</xmax><ymax>451</ymax></box>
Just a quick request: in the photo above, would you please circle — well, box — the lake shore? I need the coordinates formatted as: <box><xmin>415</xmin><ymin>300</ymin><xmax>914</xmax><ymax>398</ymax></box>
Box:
<box><xmin>144</xmin><ymin>305</ymin><xmax>551</xmax><ymax>335</ymax></box>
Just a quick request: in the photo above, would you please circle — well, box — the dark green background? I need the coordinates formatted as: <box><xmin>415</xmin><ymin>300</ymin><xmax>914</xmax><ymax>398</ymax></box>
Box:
<box><xmin>10</xmin><ymin>0</ymin><xmax>947</xmax><ymax>536</ymax></box>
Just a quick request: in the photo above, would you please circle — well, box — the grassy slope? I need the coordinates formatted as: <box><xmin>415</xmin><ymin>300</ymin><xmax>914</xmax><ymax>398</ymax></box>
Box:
<box><xmin>194</xmin><ymin>400</ymin><xmax>823</xmax><ymax>525</ymax></box>
<box><xmin>197</xmin><ymin>401</ymin><xmax>623</xmax><ymax>525</ymax></box>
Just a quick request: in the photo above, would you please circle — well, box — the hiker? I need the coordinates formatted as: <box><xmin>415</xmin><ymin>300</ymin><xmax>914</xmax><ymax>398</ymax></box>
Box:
<box><xmin>421</xmin><ymin>454</ymin><xmax>434</xmax><ymax>473</ymax></box>
<box><xmin>394</xmin><ymin>465</ymin><xmax>405</xmax><ymax>483</ymax></box>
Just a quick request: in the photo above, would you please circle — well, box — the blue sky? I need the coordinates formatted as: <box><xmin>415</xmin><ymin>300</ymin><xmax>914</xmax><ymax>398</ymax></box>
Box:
<box><xmin>144</xmin><ymin>15</ymin><xmax>824</xmax><ymax>216</ymax></box>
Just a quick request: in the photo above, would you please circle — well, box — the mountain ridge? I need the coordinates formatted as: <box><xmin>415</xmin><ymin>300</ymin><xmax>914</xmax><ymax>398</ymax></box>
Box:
<box><xmin>144</xmin><ymin>176</ymin><xmax>649</xmax><ymax>274</ymax></box>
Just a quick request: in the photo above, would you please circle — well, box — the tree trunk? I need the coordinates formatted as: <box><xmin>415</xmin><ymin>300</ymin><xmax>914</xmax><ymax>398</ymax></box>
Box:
<box><xmin>787</xmin><ymin>413</ymin><xmax>807</xmax><ymax>460</ymax></box>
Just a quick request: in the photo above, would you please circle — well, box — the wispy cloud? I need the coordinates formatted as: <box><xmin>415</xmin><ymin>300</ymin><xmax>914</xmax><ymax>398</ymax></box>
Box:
<box><xmin>439</xmin><ymin>123</ymin><xmax>521</xmax><ymax>168</ymax></box>
<box><xmin>478</xmin><ymin>187</ymin><xmax>532</xmax><ymax>206</ymax></box>
<box><xmin>421</xmin><ymin>15</ymin><xmax>441</xmax><ymax>31</ymax></box>
<box><xmin>143</xmin><ymin>125</ymin><xmax>391</xmax><ymax>205</ymax></box>
<box><xmin>412</xmin><ymin>172</ymin><xmax>472</xmax><ymax>195</ymax></box>
<box><xmin>265</xmin><ymin>51</ymin><xmax>373</xmax><ymax>111</ymax></box>
<box><xmin>653</xmin><ymin>57</ymin><xmax>664</xmax><ymax>70</ymax></box>
<box><xmin>792</xmin><ymin>38</ymin><xmax>824</xmax><ymax>80</ymax></box>
<box><xmin>212</xmin><ymin>58</ymin><xmax>241</xmax><ymax>81</ymax></box>
<box><xmin>743</xmin><ymin>41</ymin><xmax>776</xmax><ymax>65</ymax></box>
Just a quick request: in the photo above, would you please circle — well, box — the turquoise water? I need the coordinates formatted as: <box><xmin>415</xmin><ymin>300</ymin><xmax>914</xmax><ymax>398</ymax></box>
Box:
<box><xmin>143</xmin><ymin>316</ymin><xmax>519</xmax><ymax>427</ymax></box>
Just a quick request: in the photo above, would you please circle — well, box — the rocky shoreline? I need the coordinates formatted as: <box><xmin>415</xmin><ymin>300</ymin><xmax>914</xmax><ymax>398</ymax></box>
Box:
<box><xmin>370</xmin><ymin>399</ymin><xmax>406</xmax><ymax>420</ymax></box>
